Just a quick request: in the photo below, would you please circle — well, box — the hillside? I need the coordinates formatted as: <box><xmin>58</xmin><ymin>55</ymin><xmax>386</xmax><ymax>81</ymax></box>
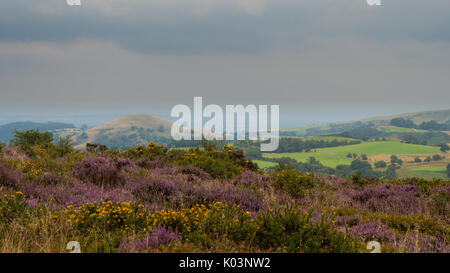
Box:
<box><xmin>73</xmin><ymin>114</ymin><xmax>172</xmax><ymax>150</ymax></box>
<box><xmin>0</xmin><ymin>121</ymin><xmax>75</xmax><ymax>144</ymax></box>
<box><xmin>282</xmin><ymin>109</ymin><xmax>450</xmax><ymax>137</ymax></box>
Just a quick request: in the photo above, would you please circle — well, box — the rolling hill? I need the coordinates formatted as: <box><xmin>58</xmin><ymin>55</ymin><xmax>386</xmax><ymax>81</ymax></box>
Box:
<box><xmin>72</xmin><ymin>114</ymin><xmax>173</xmax><ymax>150</ymax></box>
<box><xmin>282</xmin><ymin>109</ymin><xmax>450</xmax><ymax>137</ymax></box>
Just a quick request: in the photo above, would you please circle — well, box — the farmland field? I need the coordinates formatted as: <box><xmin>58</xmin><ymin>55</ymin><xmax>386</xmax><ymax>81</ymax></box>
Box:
<box><xmin>311</xmin><ymin>141</ymin><xmax>440</xmax><ymax>155</ymax></box>
<box><xmin>377</xmin><ymin>126</ymin><xmax>427</xmax><ymax>133</ymax></box>
<box><xmin>263</xmin><ymin>141</ymin><xmax>448</xmax><ymax>179</ymax></box>
<box><xmin>397</xmin><ymin>166</ymin><xmax>448</xmax><ymax>180</ymax></box>
<box><xmin>264</xmin><ymin>152</ymin><xmax>354</xmax><ymax>168</ymax></box>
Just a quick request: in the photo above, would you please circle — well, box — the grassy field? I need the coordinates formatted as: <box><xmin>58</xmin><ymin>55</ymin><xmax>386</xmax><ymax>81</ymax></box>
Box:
<box><xmin>377</xmin><ymin>126</ymin><xmax>426</xmax><ymax>133</ymax></box>
<box><xmin>398</xmin><ymin>166</ymin><xmax>448</xmax><ymax>180</ymax></box>
<box><xmin>263</xmin><ymin>141</ymin><xmax>448</xmax><ymax>178</ymax></box>
<box><xmin>264</xmin><ymin>152</ymin><xmax>354</xmax><ymax>168</ymax></box>
<box><xmin>312</xmin><ymin>141</ymin><xmax>440</xmax><ymax>155</ymax></box>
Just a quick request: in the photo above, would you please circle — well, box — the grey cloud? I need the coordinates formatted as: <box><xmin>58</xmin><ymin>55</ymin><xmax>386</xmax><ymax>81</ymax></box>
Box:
<box><xmin>1</xmin><ymin>0</ymin><xmax>450</xmax><ymax>54</ymax></box>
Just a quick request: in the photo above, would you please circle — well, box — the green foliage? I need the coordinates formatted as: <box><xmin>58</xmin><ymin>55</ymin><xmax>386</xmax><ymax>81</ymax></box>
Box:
<box><xmin>351</xmin><ymin>159</ymin><xmax>372</xmax><ymax>171</ymax></box>
<box><xmin>11</xmin><ymin>130</ymin><xmax>54</xmax><ymax>156</ymax></box>
<box><xmin>0</xmin><ymin>192</ymin><xmax>30</xmax><ymax>224</ymax></box>
<box><xmin>125</xmin><ymin>142</ymin><xmax>168</xmax><ymax>160</ymax></box>
<box><xmin>0</xmin><ymin>142</ymin><xmax>5</xmax><ymax>153</ymax></box>
<box><xmin>253</xmin><ymin>203</ymin><xmax>363</xmax><ymax>252</ymax></box>
<box><xmin>374</xmin><ymin>161</ymin><xmax>387</xmax><ymax>168</ymax></box>
<box><xmin>440</xmin><ymin>143</ymin><xmax>450</xmax><ymax>152</ymax></box>
<box><xmin>390</xmin><ymin>155</ymin><xmax>403</xmax><ymax>166</ymax></box>
<box><xmin>447</xmin><ymin>164</ymin><xmax>450</xmax><ymax>178</ymax></box>
<box><xmin>432</xmin><ymin>190</ymin><xmax>450</xmax><ymax>216</ymax></box>
<box><xmin>178</xmin><ymin>145</ymin><xmax>257</xmax><ymax>179</ymax></box>
<box><xmin>273</xmin><ymin>166</ymin><xmax>315</xmax><ymax>198</ymax></box>
<box><xmin>390</xmin><ymin>118</ymin><xmax>416</xmax><ymax>128</ymax></box>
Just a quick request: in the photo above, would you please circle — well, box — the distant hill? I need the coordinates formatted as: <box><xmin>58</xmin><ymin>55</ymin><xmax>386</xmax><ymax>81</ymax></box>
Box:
<box><xmin>0</xmin><ymin>121</ymin><xmax>75</xmax><ymax>144</ymax></box>
<box><xmin>282</xmin><ymin>109</ymin><xmax>450</xmax><ymax>137</ymax></box>
<box><xmin>73</xmin><ymin>114</ymin><xmax>173</xmax><ymax>150</ymax></box>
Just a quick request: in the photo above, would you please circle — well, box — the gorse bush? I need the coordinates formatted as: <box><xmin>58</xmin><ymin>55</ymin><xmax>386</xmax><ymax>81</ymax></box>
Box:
<box><xmin>60</xmin><ymin>201</ymin><xmax>149</xmax><ymax>232</ymax></box>
<box><xmin>0</xmin><ymin>192</ymin><xmax>30</xmax><ymax>224</ymax></box>
<box><xmin>273</xmin><ymin>167</ymin><xmax>315</xmax><ymax>198</ymax></box>
<box><xmin>252</xmin><ymin>202</ymin><xmax>363</xmax><ymax>253</ymax></box>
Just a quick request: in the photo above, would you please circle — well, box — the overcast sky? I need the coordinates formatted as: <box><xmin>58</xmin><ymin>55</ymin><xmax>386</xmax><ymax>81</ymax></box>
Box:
<box><xmin>0</xmin><ymin>0</ymin><xmax>449</xmax><ymax>127</ymax></box>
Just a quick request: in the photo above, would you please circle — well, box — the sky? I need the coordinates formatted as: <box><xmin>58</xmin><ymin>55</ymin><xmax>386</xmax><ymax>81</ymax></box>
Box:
<box><xmin>0</xmin><ymin>0</ymin><xmax>449</xmax><ymax>127</ymax></box>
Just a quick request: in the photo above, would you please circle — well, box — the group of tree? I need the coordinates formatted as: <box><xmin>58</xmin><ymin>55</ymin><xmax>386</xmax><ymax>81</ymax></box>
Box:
<box><xmin>390</xmin><ymin>118</ymin><xmax>450</xmax><ymax>131</ymax></box>
<box><xmin>267</xmin><ymin>156</ymin><xmax>335</xmax><ymax>175</ymax></box>
<box><xmin>346</xmin><ymin>153</ymin><xmax>368</xmax><ymax>160</ymax></box>
<box><xmin>7</xmin><ymin>129</ymin><xmax>74</xmax><ymax>158</ymax></box>
<box><xmin>390</xmin><ymin>155</ymin><xmax>403</xmax><ymax>166</ymax></box>
<box><xmin>229</xmin><ymin>138</ymin><xmax>361</xmax><ymax>159</ymax></box>
<box><xmin>335</xmin><ymin>126</ymin><xmax>382</xmax><ymax>140</ymax></box>
<box><xmin>335</xmin><ymin>159</ymin><xmax>396</xmax><ymax>179</ymax></box>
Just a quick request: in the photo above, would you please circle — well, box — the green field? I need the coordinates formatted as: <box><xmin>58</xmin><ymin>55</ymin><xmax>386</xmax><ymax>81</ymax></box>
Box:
<box><xmin>264</xmin><ymin>141</ymin><xmax>442</xmax><ymax>170</ymax></box>
<box><xmin>377</xmin><ymin>126</ymin><xmax>426</xmax><ymax>133</ymax></box>
<box><xmin>312</xmin><ymin>141</ymin><xmax>440</xmax><ymax>155</ymax></box>
<box><xmin>398</xmin><ymin>166</ymin><xmax>449</xmax><ymax>180</ymax></box>
<box><xmin>264</xmin><ymin>152</ymin><xmax>355</xmax><ymax>168</ymax></box>
<box><xmin>302</xmin><ymin>136</ymin><xmax>359</xmax><ymax>142</ymax></box>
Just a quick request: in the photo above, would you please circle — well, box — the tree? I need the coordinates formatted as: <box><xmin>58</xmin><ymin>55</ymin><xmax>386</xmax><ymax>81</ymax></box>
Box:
<box><xmin>384</xmin><ymin>165</ymin><xmax>397</xmax><ymax>179</ymax></box>
<box><xmin>10</xmin><ymin>130</ymin><xmax>54</xmax><ymax>156</ymax></box>
<box><xmin>374</xmin><ymin>161</ymin><xmax>387</xmax><ymax>168</ymax></box>
<box><xmin>414</xmin><ymin>157</ymin><xmax>422</xmax><ymax>163</ymax></box>
<box><xmin>390</xmin><ymin>118</ymin><xmax>416</xmax><ymax>128</ymax></box>
<box><xmin>11</xmin><ymin>130</ymin><xmax>53</xmax><ymax>147</ymax></box>
<box><xmin>432</xmin><ymin>154</ymin><xmax>443</xmax><ymax>161</ymax></box>
<box><xmin>390</xmin><ymin>155</ymin><xmax>403</xmax><ymax>166</ymax></box>
<box><xmin>55</xmin><ymin>136</ymin><xmax>74</xmax><ymax>157</ymax></box>
<box><xmin>440</xmin><ymin>143</ymin><xmax>450</xmax><ymax>152</ymax></box>
<box><xmin>350</xmin><ymin>159</ymin><xmax>372</xmax><ymax>171</ymax></box>
<box><xmin>447</xmin><ymin>164</ymin><xmax>450</xmax><ymax>178</ymax></box>
<box><xmin>361</xmin><ymin>154</ymin><xmax>368</xmax><ymax>160</ymax></box>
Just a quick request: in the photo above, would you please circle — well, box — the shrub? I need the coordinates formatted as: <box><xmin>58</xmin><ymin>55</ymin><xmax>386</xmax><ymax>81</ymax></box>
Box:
<box><xmin>349</xmin><ymin>220</ymin><xmax>394</xmax><ymax>243</ymax></box>
<box><xmin>350</xmin><ymin>184</ymin><xmax>422</xmax><ymax>215</ymax></box>
<box><xmin>61</xmin><ymin>201</ymin><xmax>149</xmax><ymax>232</ymax></box>
<box><xmin>252</xmin><ymin>203</ymin><xmax>363</xmax><ymax>252</ymax></box>
<box><xmin>73</xmin><ymin>157</ymin><xmax>125</xmax><ymax>187</ymax></box>
<box><xmin>273</xmin><ymin>168</ymin><xmax>315</xmax><ymax>198</ymax></box>
<box><xmin>432</xmin><ymin>189</ymin><xmax>450</xmax><ymax>216</ymax></box>
<box><xmin>0</xmin><ymin>161</ymin><xmax>23</xmax><ymax>188</ymax></box>
<box><xmin>118</xmin><ymin>226</ymin><xmax>181</xmax><ymax>252</ymax></box>
<box><xmin>0</xmin><ymin>192</ymin><xmax>30</xmax><ymax>224</ymax></box>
